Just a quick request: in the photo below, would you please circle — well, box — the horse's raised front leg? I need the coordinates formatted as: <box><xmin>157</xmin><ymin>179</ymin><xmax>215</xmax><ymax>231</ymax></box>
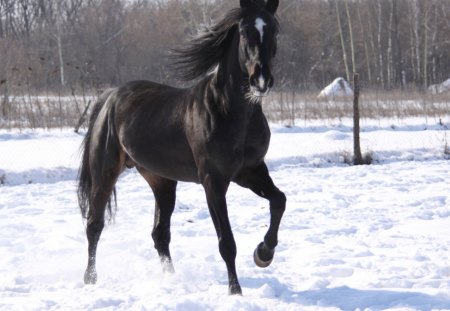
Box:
<box><xmin>235</xmin><ymin>163</ymin><xmax>286</xmax><ymax>268</ymax></box>
<box><xmin>138</xmin><ymin>169</ymin><xmax>177</xmax><ymax>273</ymax></box>
<box><xmin>201</xmin><ymin>171</ymin><xmax>242</xmax><ymax>295</ymax></box>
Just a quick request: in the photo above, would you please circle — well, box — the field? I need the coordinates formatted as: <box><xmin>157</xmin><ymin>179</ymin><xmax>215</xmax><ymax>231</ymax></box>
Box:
<box><xmin>1</xmin><ymin>90</ymin><xmax>450</xmax><ymax>129</ymax></box>
<box><xmin>0</xmin><ymin>113</ymin><xmax>449</xmax><ymax>310</ymax></box>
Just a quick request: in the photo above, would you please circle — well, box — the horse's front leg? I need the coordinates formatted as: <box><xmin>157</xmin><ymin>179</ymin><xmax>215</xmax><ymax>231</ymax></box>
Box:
<box><xmin>235</xmin><ymin>163</ymin><xmax>286</xmax><ymax>268</ymax></box>
<box><xmin>201</xmin><ymin>171</ymin><xmax>242</xmax><ymax>295</ymax></box>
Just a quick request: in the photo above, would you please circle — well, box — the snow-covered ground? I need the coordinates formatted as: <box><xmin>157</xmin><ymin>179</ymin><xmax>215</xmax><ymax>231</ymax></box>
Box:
<box><xmin>1</xmin><ymin>117</ymin><xmax>450</xmax><ymax>310</ymax></box>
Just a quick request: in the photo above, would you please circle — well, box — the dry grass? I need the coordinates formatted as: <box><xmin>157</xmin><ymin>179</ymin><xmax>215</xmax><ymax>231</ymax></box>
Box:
<box><xmin>264</xmin><ymin>89</ymin><xmax>450</xmax><ymax>125</ymax></box>
<box><xmin>0</xmin><ymin>94</ymin><xmax>93</xmax><ymax>130</ymax></box>
<box><xmin>1</xmin><ymin>89</ymin><xmax>449</xmax><ymax>130</ymax></box>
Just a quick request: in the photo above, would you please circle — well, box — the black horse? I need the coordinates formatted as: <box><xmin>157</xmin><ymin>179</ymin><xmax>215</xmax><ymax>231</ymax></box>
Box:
<box><xmin>78</xmin><ymin>0</ymin><xmax>285</xmax><ymax>295</ymax></box>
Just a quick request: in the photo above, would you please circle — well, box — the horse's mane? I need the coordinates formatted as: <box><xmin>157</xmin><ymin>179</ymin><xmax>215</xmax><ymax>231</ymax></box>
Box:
<box><xmin>171</xmin><ymin>8</ymin><xmax>244</xmax><ymax>81</ymax></box>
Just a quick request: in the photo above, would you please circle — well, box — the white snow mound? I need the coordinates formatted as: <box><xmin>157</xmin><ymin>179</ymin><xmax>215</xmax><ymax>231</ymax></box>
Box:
<box><xmin>428</xmin><ymin>78</ymin><xmax>450</xmax><ymax>94</ymax></box>
<box><xmin>318</xmin><ymin>77</ymin><xmax>354</xmax><ymax>98</ymax></box>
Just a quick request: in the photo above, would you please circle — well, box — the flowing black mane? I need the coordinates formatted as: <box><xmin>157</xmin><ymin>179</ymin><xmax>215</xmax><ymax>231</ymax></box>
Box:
<box><xmin>172</xmin><ymin>6</ymin><xmax>279</xmax><ymax>81</ymax></box>
<box><xmin>171</xmin><ymin>9</ymin><xmax>244</xmax><ymax>81</ymax></box>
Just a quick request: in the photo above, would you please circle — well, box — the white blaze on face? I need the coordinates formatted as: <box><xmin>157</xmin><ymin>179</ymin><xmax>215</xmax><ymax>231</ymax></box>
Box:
<box><xmin>258</xmin><ymin>72</ymin><xmax>265</xmax><ymax>90</ymax></box>
<box><xmin>255</xmin><ymin>17</ymin><xmax>267</xmax><ymax>43</ymax></box>
<box><xmin>255</xmin><ymin>17</ymin><xmax>267</xmax><ymax>91</ymax></box>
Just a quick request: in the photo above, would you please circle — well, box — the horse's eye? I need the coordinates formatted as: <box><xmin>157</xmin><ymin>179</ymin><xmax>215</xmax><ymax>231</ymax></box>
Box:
<box><xmin>239</xmin><ymin>25</ymin><xmax>249</xmax><ymax>36</ymax></box>
<box><xmin>240</xmin><ymin>32</ymin><xmax>248</xmax><ymax>42</ymax></box>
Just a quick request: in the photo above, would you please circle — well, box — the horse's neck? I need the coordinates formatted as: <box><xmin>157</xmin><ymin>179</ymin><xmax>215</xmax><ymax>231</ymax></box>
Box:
<box><xmin>206</xmin><ymin>36</ymin><xmax>260</xmax><ymax>117</ymax></box>
<box><xmin>211</xmin><ymin>59</ymin><xmax>258</xmax><ymax>114</ymax></box>
<box><xmin>209</xmin><ymin>72</ymin><xmax>248</xmax><ymax>116</ymax></box>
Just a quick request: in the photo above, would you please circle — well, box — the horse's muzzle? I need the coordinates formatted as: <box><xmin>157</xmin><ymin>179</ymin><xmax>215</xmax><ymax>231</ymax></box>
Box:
<box><xmin>249</xmin><ymin>73</ymin><xmax>274</xmax><ymax>97</ymax></box>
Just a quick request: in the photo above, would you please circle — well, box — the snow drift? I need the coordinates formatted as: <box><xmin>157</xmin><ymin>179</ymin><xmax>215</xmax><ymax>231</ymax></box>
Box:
<box><xmin>318</xmin><ymin>77</ymin><xmax>354</xmax><ymax>99</ymax></box>
<box><xmin>428</xmin><ymin>78</ymin><xmax>450</xmax><ymax>94</ymax></box>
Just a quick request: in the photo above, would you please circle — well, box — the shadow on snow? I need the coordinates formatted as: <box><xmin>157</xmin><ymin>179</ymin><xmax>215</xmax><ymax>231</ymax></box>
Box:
<box><xmin>242</xmin><ymin>277</ymin><xmax>450</xmax><ymax>311</ymax></box>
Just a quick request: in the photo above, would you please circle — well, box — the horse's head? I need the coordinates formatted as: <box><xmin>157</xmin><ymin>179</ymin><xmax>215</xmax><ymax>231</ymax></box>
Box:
<box><xmin>238</xmin><ymin>0</ymin><xmax>279</xmax><ymax>98</ymax></box>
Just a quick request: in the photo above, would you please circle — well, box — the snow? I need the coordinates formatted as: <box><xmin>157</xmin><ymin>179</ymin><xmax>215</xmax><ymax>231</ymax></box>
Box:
<box><xmin>1</xmin><ymin>117</ymin><xmax>450</xmax><ymax>310</ymax></box>
<box><xmin>429</xmin><ymin>78</ymin><xmax>450</xmax><ymax>94</ymax></box>
<box><xmin>318</xmin><ymin>78</ymin><xmax>354</xmax><ymax>99</ymax></box>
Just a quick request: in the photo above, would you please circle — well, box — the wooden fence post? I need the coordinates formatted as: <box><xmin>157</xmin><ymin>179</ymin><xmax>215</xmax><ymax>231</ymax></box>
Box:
<box><xmin>353</xmin><ymin>73</ymin><xmax>363</xmax><ymax>165</ymax></box>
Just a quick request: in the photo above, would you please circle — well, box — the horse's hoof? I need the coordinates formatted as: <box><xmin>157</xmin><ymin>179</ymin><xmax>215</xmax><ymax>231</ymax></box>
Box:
<box><xmin>162</xmin><ymin>262</ymin><xmax>175</xmax><ymax>274</ymax></box>
<box><xmin>161</xmin><ymin>256</ymin><xmax>175</xmax><ymax>274</ymax></box>
<box><xmin>229</xmin><ymin>283</ymin><xmax>242</xmax><ymax>296</ymax></box>
<box><xmin>253</xmin><ymin>242</ymin><xmax>274</xmax><ymax>268</ymax></box>
<box><xmin>84</xmin><ymin>269</ymin><xmax>97</xmax><ymax>285</ymax></box>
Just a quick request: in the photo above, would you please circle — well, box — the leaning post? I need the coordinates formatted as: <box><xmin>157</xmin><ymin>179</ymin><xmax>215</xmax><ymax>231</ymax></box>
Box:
<box><xmin>74</xmin><ymin>100</ymin><xmax>92</xmax><ymax>134</ymax></box>
<box><xmin>353</xmin><ymin>73</ymin><xmax>363</xmax><ymax>165</ymax></box>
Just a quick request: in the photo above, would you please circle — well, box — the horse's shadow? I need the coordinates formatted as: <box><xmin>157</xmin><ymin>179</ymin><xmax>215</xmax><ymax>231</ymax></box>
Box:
<box><xmin>241</xmin><ymin>277</ymin><xmax>450</xmax><ymax>311</ymax></box>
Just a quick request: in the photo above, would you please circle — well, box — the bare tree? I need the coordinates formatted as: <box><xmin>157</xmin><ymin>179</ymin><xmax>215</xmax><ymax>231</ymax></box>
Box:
<box><xmin>344</xmin><ymin>0</ymin><xmax>356</xmax><ymax>76</ymax></box>
<box><xmin>1</xmin><ymin>0</ymin><xmax>450</xmax><ymax>95</ymax></box>
<box><xmin>413</xmin><ymin>0</ymin><xmax>421</xmax><ymax>85</ymax></box>
<box><xmin>335</xmin><ymin>0</ymin><xmax>350</xmax><ymax>82</ymax></box>
<box><xmin>376</xmin><ymin>0</ymin><xmax>385</xmax><ymax>88</ymax></box>
<box><xmin>357</xmin><ymin>0</ymin><xmax>372</xmax><ymax>85</ymax></box>
<box><xmin>391</xmin><ymin>0</ymin><xmax>404</xmax><ymax>88</ymax></box>
<box><xmin>56</xmin><ymin>1</ymin><xmax>65</xmax><ymax>86</ymax></box>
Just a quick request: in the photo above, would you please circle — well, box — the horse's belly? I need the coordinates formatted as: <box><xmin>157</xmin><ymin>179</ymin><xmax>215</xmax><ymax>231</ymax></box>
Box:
<box><xmin>143</xmin><ymin>159</ymin><xmax>199</xmax><ymax>182</ymax></box>
<box><xmin>122</xmin><ymin>138</ymin><xmax>199</xmax><ymax>183</ymax></box>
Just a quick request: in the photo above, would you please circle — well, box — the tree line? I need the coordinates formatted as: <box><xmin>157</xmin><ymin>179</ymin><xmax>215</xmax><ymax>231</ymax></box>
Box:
<box><xmin>0</xmin><ymin>0</ymin><xmax>449</xmax><ymax>97</ymax></box>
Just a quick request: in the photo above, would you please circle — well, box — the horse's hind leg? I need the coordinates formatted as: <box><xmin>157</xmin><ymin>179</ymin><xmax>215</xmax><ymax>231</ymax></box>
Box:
<box><xmin>84</xmin><ymin>186</ymin><xmax>111</xmax><ymax>284</ymax></box>
<box><xmin>137</xmin><ymin>169</ymin><xmax>177</xmax><ymax>273</ymax></box>
<box><xmin>235</xmin><ymin>163</ymin><xmax>286</xmax><ymax>268</ymax></box>
<box><xmin>84</xmin><ymin>154</ymin><xmax>124</xmax><ymax>284</ymax></box>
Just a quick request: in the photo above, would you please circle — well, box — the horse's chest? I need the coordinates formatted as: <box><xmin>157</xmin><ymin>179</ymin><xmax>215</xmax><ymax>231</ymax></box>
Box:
<box><xmin>188</xmin><ymin>105</ymin><xmax>270</xmax><ymax>178</ymax></box>
<box><xmin>205</xmin><ymin>127</ymin><xmax>269</xmax><ymax>176</ymax></box>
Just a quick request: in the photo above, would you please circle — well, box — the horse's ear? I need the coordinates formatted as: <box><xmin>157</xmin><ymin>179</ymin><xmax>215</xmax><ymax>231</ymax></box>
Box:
<box><xmin>241</xmin><ymin>0</ymin><xmax>268</xmax><ymax>9</ymax></box>
<box><xmin>266</xmin><ymin>0</ymin><xmax>279</xmax><ymax>14</ymax></box>
<box><xmin>240</xmin><ymin>0</ymin><xmax>254</xmax><ymax>8</ymax></box>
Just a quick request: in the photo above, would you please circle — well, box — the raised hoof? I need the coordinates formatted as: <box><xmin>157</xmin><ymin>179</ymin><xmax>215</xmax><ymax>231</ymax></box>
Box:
<box><xmin>253</xmin><ymin>242</ymin><xmax>275</xmax><ymax>268</ymax></box>
<box><xmin>229</xmin><ymin>283</ymin><xmax>242</xmax><ymax>296</ymax></box>
<box><xmin>84</xmin><ymin>268</ymin><xmax>97</xmax><ymax>285</ymax></box>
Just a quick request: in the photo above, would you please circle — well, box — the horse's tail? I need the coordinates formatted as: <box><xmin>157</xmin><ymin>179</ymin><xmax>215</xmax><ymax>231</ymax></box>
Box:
<box><xmin>77</xmin><ymin>88</ymin><xmax>117</xmax><ymax>220</ymax></box>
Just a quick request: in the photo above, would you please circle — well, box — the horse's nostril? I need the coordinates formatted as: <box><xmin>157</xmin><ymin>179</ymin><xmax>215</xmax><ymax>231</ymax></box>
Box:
<box><xmin>268</xmin><ymin>76</ymin><xmax>274</xmax><ymax>88</ymax></box>
<box><xmin>250</xmin><ymin>75</ymin><xmax>257</xmax><ymax>87</ymax></box>
<box><xmin>250</xmin><ymin>72</ymin><xmax>272</xmax><ymax>94</ymax></box>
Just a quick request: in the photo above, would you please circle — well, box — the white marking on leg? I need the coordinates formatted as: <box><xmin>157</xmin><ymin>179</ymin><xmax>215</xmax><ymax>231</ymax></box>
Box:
<box><xmin>255</xmin><ymin>17</ymin><xmax>267</xmax><ymax>43</ymax></box>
